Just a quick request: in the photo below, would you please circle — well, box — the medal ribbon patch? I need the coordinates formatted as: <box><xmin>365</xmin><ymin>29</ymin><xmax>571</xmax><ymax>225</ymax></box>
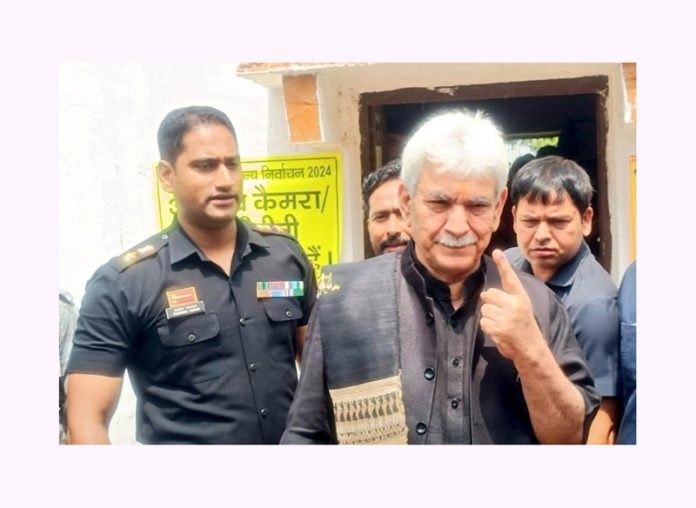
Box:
<box><xmin>256</xmin><ymin>281</ymin><xmax>304</xmax><ymax>298</ymax></box>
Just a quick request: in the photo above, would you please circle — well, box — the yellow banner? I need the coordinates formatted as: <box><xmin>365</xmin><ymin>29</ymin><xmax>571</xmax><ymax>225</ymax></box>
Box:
<box><xmin>629</xmin><ymin>155</ymin><xmax>636</xmax><ymax>260</ymax></box>
<box><xmin>154</xmin><ymin>153</ymin><xmax>342</xmax><ymax>277</ymax></box>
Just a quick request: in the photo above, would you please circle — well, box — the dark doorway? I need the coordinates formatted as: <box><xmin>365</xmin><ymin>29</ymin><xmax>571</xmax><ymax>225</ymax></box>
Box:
<box><xmin>359</xmin><ymin>76</ymin><xmax>610</xmax><ymax>270</ymax></box>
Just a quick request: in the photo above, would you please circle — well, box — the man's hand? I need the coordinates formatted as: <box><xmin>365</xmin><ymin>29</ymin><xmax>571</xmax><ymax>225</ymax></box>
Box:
<box><xmin>480</xmin><ymin>249</ymin><xmax>586</xmax><ymax>443</ymax></box>
<box><xmin>480</xmin><ymin>249</ymin><xmax>545</xmax><ymax>362</ymax></box>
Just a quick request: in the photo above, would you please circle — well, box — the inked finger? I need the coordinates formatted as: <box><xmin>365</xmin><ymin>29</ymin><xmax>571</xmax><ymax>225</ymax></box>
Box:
<box><xmin>492</xmin><ymin>249</ymin><xmax>526</xmax><ymax>296</ymax></box>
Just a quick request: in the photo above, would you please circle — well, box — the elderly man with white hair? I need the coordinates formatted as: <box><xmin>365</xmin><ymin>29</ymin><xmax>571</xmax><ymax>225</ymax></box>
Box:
<box><xmin>281</xmin><ymin>110</ymin><xmax>600</xmax><ymax>445</ymax></box>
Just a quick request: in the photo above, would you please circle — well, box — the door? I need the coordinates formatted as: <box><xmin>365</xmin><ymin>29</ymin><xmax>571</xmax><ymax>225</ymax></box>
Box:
<box><xmin>359</xmin><ymin>76</ymin><xmax>611</xmax><ymax>270</ymax></box>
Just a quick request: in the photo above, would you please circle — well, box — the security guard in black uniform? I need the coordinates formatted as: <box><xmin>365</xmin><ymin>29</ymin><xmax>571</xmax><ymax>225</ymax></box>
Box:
<box><xmin>66</xmin><ymin>106</ymin><xmax>317</xmax><ymax>444</ymax></box>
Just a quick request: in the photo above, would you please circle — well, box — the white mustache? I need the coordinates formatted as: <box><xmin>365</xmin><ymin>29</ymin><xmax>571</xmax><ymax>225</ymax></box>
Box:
<box><xmin>436</xmin><ymin>232</ymin><xmax>478</xmax><ymax>248</ymax></box>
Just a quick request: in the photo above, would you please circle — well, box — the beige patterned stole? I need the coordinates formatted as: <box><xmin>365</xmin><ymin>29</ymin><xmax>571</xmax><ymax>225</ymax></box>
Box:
<box><xmin>329</xmin><ymin>374</ymin><xmax>408</xmax><ymax>444</ymax></box>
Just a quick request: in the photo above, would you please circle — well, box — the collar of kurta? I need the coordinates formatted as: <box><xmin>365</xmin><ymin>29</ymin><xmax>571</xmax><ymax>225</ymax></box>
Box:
<box><xmin>401</xmin><ymin>240</ymin><xmax>486</xmax><ymax>316</ymax></box>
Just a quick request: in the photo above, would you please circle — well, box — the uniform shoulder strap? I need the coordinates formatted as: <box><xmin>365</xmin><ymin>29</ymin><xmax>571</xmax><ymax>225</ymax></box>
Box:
<box><xmin>114</xmin><ymin>233</ymin><xmax>168</xmax><ymax>272</ymax></box>
<box><xmin>250</xmin><ymin>224</ymin><xmax>300</xmax><ymax>243</ymax></box>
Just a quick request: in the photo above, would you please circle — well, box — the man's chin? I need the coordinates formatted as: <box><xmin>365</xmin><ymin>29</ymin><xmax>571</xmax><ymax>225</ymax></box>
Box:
<box><xmin>424</xmin><ymin>258</ymin><xmax>479</xmax><ymax>283</ymax></box>
<box><xmin>197</xmin><ymin>213</ymin><xmax>237</xmax><ymax>230</ymax></box>
<box><xmin>381</xmin><ymin>244</ymin><xmax>407</xmax><ymax>254</ymax></box>
<box><xmin>529</xmin><ymin>251</ymin><xmax>561</xmax><ymax>266</ymax></box>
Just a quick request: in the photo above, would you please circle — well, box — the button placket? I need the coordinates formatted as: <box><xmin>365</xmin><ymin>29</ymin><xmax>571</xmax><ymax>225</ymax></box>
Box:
<box><xmin>425</xmin><ymin>312</ymin><xmax>435</xmax><ymax>325</ymax></box>
<box><xmin>446</xmin><ymin>308</ymin><xmax>466</xmax><ymax>440</ymax></box>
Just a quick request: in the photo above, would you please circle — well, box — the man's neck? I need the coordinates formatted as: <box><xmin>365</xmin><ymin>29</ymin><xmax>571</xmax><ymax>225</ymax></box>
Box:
<box><xmin>531</xmin><ymin>265</ymin><xmax>556</xmax><ymax>283</ymax></box>
<box><xmin>178</xmin><ymin>217</ymin><xmax>238</xmax><ymax>275</ymax></box>
<box><xmin>411</xmin><ymin>244</ymin><xmax>479</xmax><ymax>310</ymax></box>
<box><xmin>448</xmin><ymin>283</ymin><xmax>465</xmax><ymax>310</ymax></box>
<box><xmin>179</xmin><ymin>218</ymin><xmax>236</xmax><ymax>249</ymax></box>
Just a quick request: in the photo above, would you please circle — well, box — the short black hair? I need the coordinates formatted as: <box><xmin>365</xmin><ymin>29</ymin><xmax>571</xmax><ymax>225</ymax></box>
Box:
<box><xmin>507</xmin><ymin>153</ymin><xmax>535</xmax><ymax>189</ymax></box>
<box><xmin>510</xmin><ymin>155</ymin><xmax>593</xmax><ymax>213</ymax></box>
<box><xmin>535</xmin><ymin>144</ymin><xmax>560</xmax><ymax>158</ymax></box>
<box><xmin>361</xmin><ymin>158</ymin><xmax>401</xmax><ymax>219</ymax></box>
<box><xmin>157</xmin><ymin>106</ymin><xmax>237</xmax><ymax>164</ymax></box>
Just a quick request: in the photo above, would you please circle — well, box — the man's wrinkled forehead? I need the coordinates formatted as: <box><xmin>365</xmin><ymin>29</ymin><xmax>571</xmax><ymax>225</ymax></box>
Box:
<box><xmin>416</xmin><ymin>166</ymin><xmax>498</xmax><ymax>194</ymax></box>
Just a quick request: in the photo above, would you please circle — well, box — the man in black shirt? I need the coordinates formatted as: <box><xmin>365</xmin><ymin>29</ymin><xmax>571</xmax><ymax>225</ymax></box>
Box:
<box><xmin>505</xmin><ymin>156</ymin><xmax>620</xmax><ymax>443</ymax></box>
<box><xmin>282</xmin><ymin>110</ymin><xmax>599</xmax><ymax>444</ymax></box>
<box><xmin>66</xmin><ymin>106</ymin><xmax>316</xmax><ymax>444</ymax></box>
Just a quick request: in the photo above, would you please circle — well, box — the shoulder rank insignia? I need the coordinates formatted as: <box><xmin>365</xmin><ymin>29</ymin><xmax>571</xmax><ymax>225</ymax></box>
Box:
<box><xmin>115</xmin><ymin>233</ymin><xmax>168</xmax><ymax>272</ymax></box>
<box><xmin>252</xmin><ymin>223</ymin><xmax>286</xmax><ymax>235</ymax></box>
<box><xmin>250</xmin><ymin>222</ymin><xmax>301</xmax><ymax>243</ymax></box>
<box><xmin>121</xmin><ymin>245</ymin><xmax>155</xmax><ymax>266</ymax></box>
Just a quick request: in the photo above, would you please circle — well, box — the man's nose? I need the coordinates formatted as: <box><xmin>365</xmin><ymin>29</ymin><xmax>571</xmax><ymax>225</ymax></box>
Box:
<box><xmin>214</xmin><ymin>164</ymin><xmax>235</xmax><ymax>188</ymax></box>
<box><xmin>533</xmin><ymin>221</ymin><xmax>551</xmax><ymax>241</ymax></box>
<box><xmin>386</xmin><ymin>214</ymin><xmax>402</xmax><ymax>235</ymax></box>
<box><xmin>444</xmin><ymin>206</ymin><xmax>471</xmax><ymax>236</ymax></box>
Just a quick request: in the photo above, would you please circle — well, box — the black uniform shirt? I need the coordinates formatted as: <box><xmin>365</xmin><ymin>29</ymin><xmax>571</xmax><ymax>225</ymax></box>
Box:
<box><xmin>68</xmin><ymin>218</ymin><xmax>317</xmax><ymax>444</ymax></box>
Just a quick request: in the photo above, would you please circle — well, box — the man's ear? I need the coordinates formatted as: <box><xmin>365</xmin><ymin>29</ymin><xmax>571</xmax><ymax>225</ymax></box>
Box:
<box><xmin>581</xmin><ymin>206</ymin><xmax>594</xmax><ymax>237</ymax></box>
<box><xmin>158</xmin><ymin>160</ymin><xmax>175</xmax><ymax>193</ymax></box>
<box><xmin>511</xmin><ymin>204</ymin><xmax>518</xmax><ymax>234</ymax></box>
<box><xmin>398</xmin><ymin>181</ymin><xmax>412</xmax><ymax>229</ymax></box>
<box><xmin>492</xmin><ymin>187</ymin><xmax>508</xmax><ymax>231</ymax></box>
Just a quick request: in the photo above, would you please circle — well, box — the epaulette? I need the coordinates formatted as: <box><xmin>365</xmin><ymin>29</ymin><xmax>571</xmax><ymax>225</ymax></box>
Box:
<box><xmin>114</xmin><ymin>233</ymin><xmax>169</xmax><ymax>272</ymax></box>
<box><xmin>251</xmin><ymin>224</ymin><xmax>300</xmax><ymax>243</ymax></box>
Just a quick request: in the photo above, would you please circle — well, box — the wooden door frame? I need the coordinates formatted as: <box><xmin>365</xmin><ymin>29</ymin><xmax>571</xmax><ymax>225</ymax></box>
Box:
<box><xmin>358</xmin><ymin>75</ymin><xmax>611</xmax><ymax>269</ymax></box>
